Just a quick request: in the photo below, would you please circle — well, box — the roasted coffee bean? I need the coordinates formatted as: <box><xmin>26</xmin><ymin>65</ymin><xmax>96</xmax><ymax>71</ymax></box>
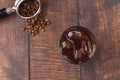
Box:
<box><xmin>31</xmin><ymin>19</ymin><xmax>35</xmax><ymax>24</ymax></box>
<box><xmin>39</xmin><ymin>26</ymin><xmax>42</xmax><ymax>30</ymax></box>
<box><xmin>40</xmin><ymin>11</ymin><xmax>47</xmax><ymax>18</ymax></box>
<box><xmin>22</xmin><ymin>10</ymin><xmax>51</xmax><ymax>36</ymax></box>
<box><xmin>21</xmin><ymin>27</ymin><xmax>26</xmax><ymax>31</ymax></box>
<box><xmin>32</xmin><ymin>30</ymin><xmax>35</xmax><ymax>33</ymax></box>
<box><xmin>45</xmin><ymin>19</ymin><xmax>51</xmax><ymax>25</ymax></box>
<box><xmin>35</xmin><ymin>31</ymin><xmax>38</xmax><ymax>34</ymax></box>
<box><xmin>18</xmin><ymin>0</ymin><xmax>39</xmax><ymax>17</ymax></box>
<box><xmin>41</xmin><ymin>29</ymin><xmax>45</xmax><ymax>32</ymax></box>
<box><xmin>35</xmin><ymin>26</ymin><xmax>39</xmax><ymax>29</ymax></box>
<box><xmin>31</xmin><ymin>33</ymin><xmax>35</xmax><ymax>36</ymax></box>
<box><xmin>34</xmin><ymin>27</ymin><xmax>37</xmax><ymax>31</ymax></box>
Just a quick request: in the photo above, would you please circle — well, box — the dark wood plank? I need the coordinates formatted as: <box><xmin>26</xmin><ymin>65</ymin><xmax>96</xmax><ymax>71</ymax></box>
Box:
<box><xmin>78</xmin><ymin>0</ymin><xmax>120</xmax><ymax>80</ymax></box>
<box><xmin>0</xmin><ymin>0</ymin><xmax>29</xmax><ymax>80</ymax></box>
<box><xmin>30</xmin><ymin>0</ymin><xmax>80</xmax><ymax>80</ymax></box>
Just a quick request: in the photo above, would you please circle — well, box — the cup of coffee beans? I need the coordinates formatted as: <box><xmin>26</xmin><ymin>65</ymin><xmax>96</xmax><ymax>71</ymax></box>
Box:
<box><xmin>17</xmin><ymin>0</ymin><xmax>41</xmax><ymax>19</ymax></box>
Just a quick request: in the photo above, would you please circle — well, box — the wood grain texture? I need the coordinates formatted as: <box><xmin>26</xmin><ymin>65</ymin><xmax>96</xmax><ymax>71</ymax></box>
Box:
<box><xmin>30</xmin><ymin>0</ymin><xmax>80</xmax><ymax>80</ymax></box>
<box><xmin>0</xmin><ymin>0</ymin><xmax>28</xmax><ymax>80</ymax></box>
<box><xmin>0</xmin><ymin>0</ymin><xmax>120</xmax><ymax>80</ymax></box>
<box><xmin>78</xmin><ymin>0</ymin><xmax>120</xmax><ymax>80</ymax></box>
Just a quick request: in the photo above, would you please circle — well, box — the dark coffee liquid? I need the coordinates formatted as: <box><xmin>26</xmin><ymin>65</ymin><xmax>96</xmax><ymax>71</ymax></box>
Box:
<box><xmin>59</xmin><ymin>26</ymin><xmax>96</xmax><ymax>64</ymax></box>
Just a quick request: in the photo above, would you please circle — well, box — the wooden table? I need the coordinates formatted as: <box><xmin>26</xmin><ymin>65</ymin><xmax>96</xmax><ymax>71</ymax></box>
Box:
<box><xmin>0</xmin><ymin>0</ymin><xmax>120</xmax><ymax>80</ymax></box>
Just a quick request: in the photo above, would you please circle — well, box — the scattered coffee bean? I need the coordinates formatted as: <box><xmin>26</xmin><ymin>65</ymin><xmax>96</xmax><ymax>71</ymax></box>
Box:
<box><xmin>22</xmin><ymin>9</ymin><xmax>51</xmax><ymax>36</ymax></box>
<box><xmin>45</xmin><ymin>19</ymin><xmax>51</xmax><ymax>25</ymax></box>
<box><xmin>21</xmin><ymin>27</ymin><xmax>26</xmax><ymax>31</ymax></box>
<box><xmin>41</xmin><ymin>29</ymin><xmax>45</xmax><ymax>32</ymax></box>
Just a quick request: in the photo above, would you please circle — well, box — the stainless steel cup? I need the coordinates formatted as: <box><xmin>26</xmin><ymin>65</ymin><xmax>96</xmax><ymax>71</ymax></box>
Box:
<box><xmin>0</xmin><ymin>0</ymin><xmax>41</xmax><ymax>19</ymax></box>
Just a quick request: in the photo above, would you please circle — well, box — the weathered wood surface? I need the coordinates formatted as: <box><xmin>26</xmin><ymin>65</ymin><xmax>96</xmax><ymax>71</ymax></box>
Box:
<box><xmin>0</xmin><ymin>0</ymin><xmax>28</xmax><ymax>80</ymax></box>
<box><xmin>30</xmin><ymin>0</ymin><xmax>80</xmax><ymax>80</ymax></box>
<box><xmin>78</xmin><ymin>0</ymin><xmax>120</xmax><ymax>80</ymax></box>
<box><xmin>0</xmin><ymin>0</ymin><xmax>120</xmax><ymax>80</ymax></box>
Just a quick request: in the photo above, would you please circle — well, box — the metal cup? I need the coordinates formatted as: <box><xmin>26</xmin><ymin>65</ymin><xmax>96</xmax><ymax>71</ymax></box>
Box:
<box><xmin>0</xmin><ymin>0</ymin><xmax>41</xmax><ymax>19</ymax></box>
